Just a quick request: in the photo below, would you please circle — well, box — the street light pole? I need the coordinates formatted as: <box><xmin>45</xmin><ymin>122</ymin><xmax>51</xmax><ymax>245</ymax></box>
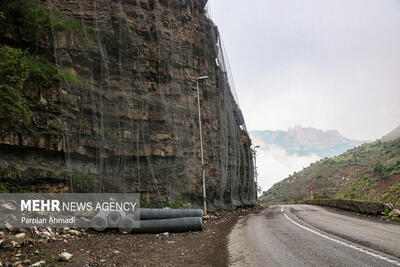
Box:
<box><xmin>196</xmin><ymin>75</ymin><xmax>208</xmax><ymax>215</ymax></box>
<box><xmin>253</xmin><ymin>145</ymin><xmax>260</xmax><ymax>201</ymax></box>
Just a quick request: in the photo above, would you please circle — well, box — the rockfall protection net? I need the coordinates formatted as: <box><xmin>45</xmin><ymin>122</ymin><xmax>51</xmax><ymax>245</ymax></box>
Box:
<box><xmin>50</xmin><ymin>0</ymin><xmax>256</xmax><ymax>209</ymax></box>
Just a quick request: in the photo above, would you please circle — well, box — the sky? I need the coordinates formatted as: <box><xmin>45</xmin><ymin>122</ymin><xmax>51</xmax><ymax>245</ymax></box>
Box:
<box><xmin>207</xmin><ymin>0</ymin><xmax>400</xmax><ymax>141</ymax></box>
<box><xmin>207</xmin><ymin>0</ymin><xmax>400</xmax><ymax>191</ymax></box>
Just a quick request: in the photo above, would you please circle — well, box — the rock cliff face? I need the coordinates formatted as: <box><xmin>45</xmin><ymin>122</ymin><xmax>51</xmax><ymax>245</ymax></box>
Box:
<box><xmin>0</xmin><ymin>0</ymin><xmax>255</xmax><ymax>209</ymax></box>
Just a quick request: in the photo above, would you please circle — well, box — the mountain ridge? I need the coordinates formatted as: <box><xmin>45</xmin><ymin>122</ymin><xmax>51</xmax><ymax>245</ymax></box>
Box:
<box><xmin>251</xmin><ymin>126</ymin><xmax>365</xmax><ymax>158</ymax></box>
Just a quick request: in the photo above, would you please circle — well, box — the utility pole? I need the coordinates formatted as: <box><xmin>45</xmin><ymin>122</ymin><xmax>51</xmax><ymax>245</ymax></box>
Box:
<box><xmin>196</xmin><ymin>76</ymin><xmax>208</xmax><ymax>215</ymax></box>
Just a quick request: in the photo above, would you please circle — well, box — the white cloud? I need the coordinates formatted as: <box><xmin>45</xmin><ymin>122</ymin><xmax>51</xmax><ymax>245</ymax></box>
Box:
<box><xmin>256</xmin><ymin>145</ymin><xmax>320</xmax><ymax>191</ymax></box>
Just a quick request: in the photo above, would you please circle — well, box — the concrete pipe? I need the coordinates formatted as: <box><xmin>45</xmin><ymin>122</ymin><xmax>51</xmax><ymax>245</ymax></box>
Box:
<box><xmin>119</xmin><ymin>213</ymin><xmax>140</xmax><ymax>233</ymax></box>
<box><xmin>107</xmin><ymin>210</ymin><xmax>126</xmax><ymax>227</ymax></box>
<box><xmin>90</xmin><ymin>211</ymin><xmax>109</xmax><ymax>232</ymax></box>
<box><xmin>134</xmin><ymin>217</ymin><xmax>203</xmax><ymax>234</ymax></box>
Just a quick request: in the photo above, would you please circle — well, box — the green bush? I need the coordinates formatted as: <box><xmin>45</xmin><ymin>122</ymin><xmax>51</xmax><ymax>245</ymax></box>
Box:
<box><xmin>384</xmin><ymin>205</ymin><xmax>390</xmax><ymax>216</ymax></box>
<box><xmin>374</xmin><ymin>162</ymin><xmax>384</xmax><ymax>175</ymax></box>
<box><xmin>0</xmin><ymin>46</ymin><xmax>33</xmax><ymax>125</ymax></box>
<box><xmin>50</xmin><ymin>9</ymin><xmax>84</xmax><ymax>37</ymax></box>
<box><xmin>0</xmin><ymin>0</ymin><xmax>52</xmax><ymax>45</ymax></box>
<box><xmin>168</xmin><ymin>200</ymin><xmax>191</xmax><ymax>209</ymax></box>
<box><xmin>57</xmin><ymin>68</ymin><xmax>88</xmax><ymax>89</ymax></box>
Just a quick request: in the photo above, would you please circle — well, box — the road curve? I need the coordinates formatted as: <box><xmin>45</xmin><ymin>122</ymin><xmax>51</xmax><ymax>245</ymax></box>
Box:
<box><xmin>228</xmin><ymin>204</ymin><xmax>400</xmax><ymax>267</ymax></box>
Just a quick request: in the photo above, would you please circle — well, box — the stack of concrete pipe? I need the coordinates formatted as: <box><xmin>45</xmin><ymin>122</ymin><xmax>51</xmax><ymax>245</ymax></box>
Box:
<box><xmin>91</xmin><ymin>208</ymin><xmax>204</xmax><ymax>233</ymax></box>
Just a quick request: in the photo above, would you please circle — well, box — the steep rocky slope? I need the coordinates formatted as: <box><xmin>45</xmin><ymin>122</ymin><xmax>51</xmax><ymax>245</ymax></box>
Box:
<box><xmin>259</xmin><ymin>137</ymin><xmax>400</xmax><ymax>207</ymax></box>
<box><xmin>251</xmin><ymin>126</ymin><xmax>364</xmax><ymax>157</ymax></box>
<box><xmin>0</xmin><ymin>0</ymin><xmax>255</xmax><ymax>209</ymax></box>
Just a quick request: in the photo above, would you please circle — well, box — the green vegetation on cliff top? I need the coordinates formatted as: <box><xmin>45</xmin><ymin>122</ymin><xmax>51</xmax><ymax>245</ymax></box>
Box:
<box><xmin>259</xmin><ymin>137</ymin><xmax>400</xmax><ymax>207</ymax></box>
<box><xmin>0</xmin><ymin>0</ymin><xmax>89</xmax><ymax>129</ymax></box>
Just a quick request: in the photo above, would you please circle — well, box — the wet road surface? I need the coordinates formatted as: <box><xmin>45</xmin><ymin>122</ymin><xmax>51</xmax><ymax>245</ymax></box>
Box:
<box><xmin>228</xmin><ymin>204</ymin><xmax>400</xmax><ymax>266</ymax></box>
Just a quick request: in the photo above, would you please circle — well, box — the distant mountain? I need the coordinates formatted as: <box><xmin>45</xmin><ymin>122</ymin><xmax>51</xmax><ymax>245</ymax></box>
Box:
<box><xmin>251</xmin><ymin>126</ymin><xmax>365</xmax><ymax>158</ymax></box>
<box><xmin>258</xmin><ymin>137</ymin><xmax>400</xmax><ymax>208</ymax></box>
<box><xmin>382</xmin><ymin>124</ymin><xmax>400</xmax><ymax>142</ymax></box>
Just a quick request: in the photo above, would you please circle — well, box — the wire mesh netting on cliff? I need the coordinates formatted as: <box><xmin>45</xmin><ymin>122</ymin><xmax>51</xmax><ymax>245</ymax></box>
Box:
<box><xmin>49</xmin><ymin>0</ymin><xmax>256</xmax><ymax>209</ymax></box>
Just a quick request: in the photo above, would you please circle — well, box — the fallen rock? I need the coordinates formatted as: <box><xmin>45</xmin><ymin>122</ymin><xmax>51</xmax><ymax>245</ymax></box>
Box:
<box><xmin>30</xmin><ymin>260</ymin><xmax>45</xmax><ymax>267</ymax></box>
<box><xmin>14</xmin><ymin>233</ymin><xmax>25</xmax><ymax>239</ymax></box>
<box><xmin>389</xmin><ymin>209</ymin><xmax>400</xmax><ymax>217</ymax></box>
<box><xmin>59</xmin><ymin>251</ymin><xmax>73</xmax><ymax>261</ymax></box>
<box><xmin>68</xmin><ymin>229</ymin><xmax>81</xmax><ymax>236</ymax></box>
<box><xmin>4</xmin><ymin>222</ymin><xmax>15</xmax><ymax>232</ymax></box>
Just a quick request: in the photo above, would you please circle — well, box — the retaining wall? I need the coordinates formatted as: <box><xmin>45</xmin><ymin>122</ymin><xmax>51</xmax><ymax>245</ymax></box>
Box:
<box><xmin>299</xmin><ymin>199</ymin><xmax>384</xmax><ymax>215</ymax></box>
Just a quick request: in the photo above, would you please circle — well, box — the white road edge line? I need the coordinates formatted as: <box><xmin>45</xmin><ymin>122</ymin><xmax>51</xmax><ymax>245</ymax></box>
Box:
<box><xmin>281</xmin><ymin>206</ymin><xmax>400</xmax><ymax>266</ymax></box>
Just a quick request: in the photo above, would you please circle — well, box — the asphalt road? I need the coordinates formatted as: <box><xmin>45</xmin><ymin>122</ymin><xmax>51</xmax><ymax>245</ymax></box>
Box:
<box><xmin>228</xmin><ymin>204</ymin><xmax>400</xmax><ymax>267</ymax></box>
